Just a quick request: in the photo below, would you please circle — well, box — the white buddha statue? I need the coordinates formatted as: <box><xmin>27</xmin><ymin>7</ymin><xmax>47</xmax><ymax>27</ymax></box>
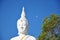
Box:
<box><xmin>10</xmin><ymin>7</ymin><xmax>36</xmax><ymax>40</ymax></box>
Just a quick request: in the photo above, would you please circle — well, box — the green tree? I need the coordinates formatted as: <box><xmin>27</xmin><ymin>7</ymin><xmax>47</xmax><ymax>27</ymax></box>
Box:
<box><xmin>38</xmin><ymin>14</ymin><xmax>60</xmax><ymax>40</ymax></box>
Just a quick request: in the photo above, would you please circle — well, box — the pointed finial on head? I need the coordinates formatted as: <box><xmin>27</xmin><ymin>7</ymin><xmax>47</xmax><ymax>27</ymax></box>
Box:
<box><xmin>21</xmin><ymin>6</ymin><xmax>25</xmax><ymax>18</ymax></box>
<box><xmin>23</xmin><ymin>7</ymin><xmax>24</xmax><ymax>10</ymax></box>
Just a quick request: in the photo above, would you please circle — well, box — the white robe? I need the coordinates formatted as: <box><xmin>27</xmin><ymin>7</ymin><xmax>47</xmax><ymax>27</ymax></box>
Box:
<box><xmin>10</xmin><ymin>35</ymin><xmax>36</xmax><ymax>40</ymax></box>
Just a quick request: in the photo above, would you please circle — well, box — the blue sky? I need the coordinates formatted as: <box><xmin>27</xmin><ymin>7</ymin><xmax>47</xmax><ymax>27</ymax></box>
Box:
<box><xmin>0</xmin><ymin>0</ymin><xmax>60</xmax><ymax>40</ymax></box>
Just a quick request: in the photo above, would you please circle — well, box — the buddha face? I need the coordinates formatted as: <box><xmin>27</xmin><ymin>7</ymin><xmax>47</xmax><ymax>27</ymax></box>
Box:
<box><xmin>17</xmin><ymin>19</ymin><xmax>28</xmax><ymax>34</ymax></box>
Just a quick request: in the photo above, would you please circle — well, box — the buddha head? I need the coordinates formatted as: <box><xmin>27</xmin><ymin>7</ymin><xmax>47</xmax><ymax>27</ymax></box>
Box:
<box><xmin>17</xmin><ymin>7</ymin><xmax>28</xmax><ymax>35</ymax></box>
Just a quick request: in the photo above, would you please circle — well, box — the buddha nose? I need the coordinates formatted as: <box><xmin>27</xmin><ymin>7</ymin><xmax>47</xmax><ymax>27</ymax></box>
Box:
<box><xmin>21</xmin><ymin>27</ymin><xmax>24</xmax><ymax>29</ymax></box>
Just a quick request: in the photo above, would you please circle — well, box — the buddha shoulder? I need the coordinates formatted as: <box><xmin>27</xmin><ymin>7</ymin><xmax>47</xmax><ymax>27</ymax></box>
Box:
<box><xmin>26</xmin><ymin>35</ymin><xmax>36</xmax><ymax>40</ymax></box>
<box><xmin>10</xmin><ymin>36</ymin><xmax>19</xmax><ymax>40</ymax></box>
